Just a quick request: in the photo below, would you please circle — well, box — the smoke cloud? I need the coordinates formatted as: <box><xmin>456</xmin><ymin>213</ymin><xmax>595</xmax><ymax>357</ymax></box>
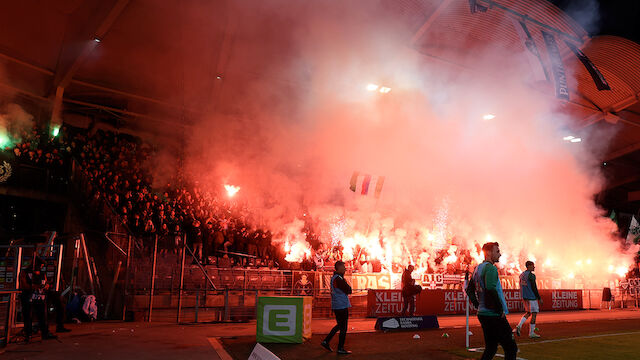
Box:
<box><xmin>177</xmin><ymin>1</ymin><xmax>634</xmax><ymax>287</ymax></box>
<box><xmin>0</xmin><ymin>103</ymin><xmax>36</xmax><ymax>145</ymax></box>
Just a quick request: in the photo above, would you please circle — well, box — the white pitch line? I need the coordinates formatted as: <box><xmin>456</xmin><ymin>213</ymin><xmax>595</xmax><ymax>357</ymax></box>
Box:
<box><xmin>467</xmin><ymin>331</ymin><xmax>640</xmax><ymax>359</ymax></box>
<box><xmin>516</xmin><ymin>331</ymin><xmax>640</xmax><ymax>346</ymax></box>
<box><xmin>208</xmin><ymin>337</ymin><xmax>234</xmax><ymax>360</ymax></box>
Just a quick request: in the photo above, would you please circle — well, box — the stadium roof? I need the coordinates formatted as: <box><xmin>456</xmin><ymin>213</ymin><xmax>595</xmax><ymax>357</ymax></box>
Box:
<box><xmin>1</xmin><ymin>0</ymin><xmax>640</xmax><ymax>207</ymax></box>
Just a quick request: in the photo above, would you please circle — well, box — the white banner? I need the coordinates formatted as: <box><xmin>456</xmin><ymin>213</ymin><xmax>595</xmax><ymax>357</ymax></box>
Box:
<box><xmin>249</xmin><ymin>343</ymin><xmax>281</xmax><ymax>360</ymax></box>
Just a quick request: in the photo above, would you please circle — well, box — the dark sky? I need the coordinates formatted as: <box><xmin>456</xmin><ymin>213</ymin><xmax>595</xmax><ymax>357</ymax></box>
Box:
<box><xmin>550</xmin><ymin>0</ymin><xmax>640</xmax><ymax>43</ymax></box>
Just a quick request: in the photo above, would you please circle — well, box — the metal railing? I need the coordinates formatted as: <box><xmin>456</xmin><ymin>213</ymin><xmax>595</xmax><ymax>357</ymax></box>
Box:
<box><xmin>0</xmin><ymin>290</ymin><xmax>21</xmax><ymax>347</ymax></box>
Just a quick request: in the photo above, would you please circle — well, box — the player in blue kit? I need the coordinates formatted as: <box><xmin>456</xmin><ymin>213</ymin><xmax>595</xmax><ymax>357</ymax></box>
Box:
<box><xmin>515</xmin><ymin>261</ymin><xmax>542</xmax><ymax>338</ymax></box>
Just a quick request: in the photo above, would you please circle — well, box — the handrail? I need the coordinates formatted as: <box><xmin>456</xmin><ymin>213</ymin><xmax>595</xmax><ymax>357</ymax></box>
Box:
<box><xmin>216</xmin><ymin>250</ymin><xmax>257</xmax><ymax>259</ymax></box>
<box><xmin>0</xmin><ymin>290</ymin><xmax>21</xmax><ymax>295</ymax></box>
<box><xmin>104</xmin><ymin>232</ymin><xmax>127</xmax><ymax>256</ymax></box>
<box><xmin>184</xmin><ymin>244</ymin><xmax>218</xmax><ymax>290</ymax></box>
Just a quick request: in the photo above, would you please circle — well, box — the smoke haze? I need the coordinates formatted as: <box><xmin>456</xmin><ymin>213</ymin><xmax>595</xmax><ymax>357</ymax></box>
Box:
<box><xmin>177</xmin><ymin>1</ymin><xmax>633</xmax><ymax>285</ymax></box>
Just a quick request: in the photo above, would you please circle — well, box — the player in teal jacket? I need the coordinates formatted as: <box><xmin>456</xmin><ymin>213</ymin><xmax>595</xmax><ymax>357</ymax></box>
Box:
<box><xmin>466</xmin><ymin>242</ymin><xmax>517</xmax><ymax>360</ymax></box>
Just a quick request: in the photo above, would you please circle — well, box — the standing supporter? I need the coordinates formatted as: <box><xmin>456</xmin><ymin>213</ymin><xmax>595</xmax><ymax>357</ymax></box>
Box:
<box><xmin>159</xmin><ymin>223</ymin><xmax>171</xmax><ymax>257</ymax></box>
<box><xmin>189</xmin><ymin>219</ymin><xmax>203</xmax><ymax>263</ymax></box>
<box><xmin>172</xmin><ymin>224</ymin><xmax>183</xmax><ymax>256</ymax></box>
<box><xmin>203</xmin><ymin>221</ymin><xmax>215</xmax><ymax>265</ymax></box>
<box><xmin>20</xmin><ymin>257</ymin><xmax>57</xmax><ymax>341</ymax></box>
<box><xmin>401</xmin><ymin>264</ymin><xmax>422</xmax><ymax>316</ymax></box>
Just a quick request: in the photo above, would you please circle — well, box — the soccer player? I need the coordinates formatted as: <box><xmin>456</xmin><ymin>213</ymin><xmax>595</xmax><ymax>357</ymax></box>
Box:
<box><xmin>321</xmin><ymin>261</ymin><xmax>353</xmax><ymax>355</ymax></box>
<box><xmin>466</xmin><ymin>242</ymin><xmax>517</xmax><ymax>360</ymax></box>
<box><xmin>515</xmin><ymin>261</ymin><xmax>542</xmax><ymax>338</ymax></box>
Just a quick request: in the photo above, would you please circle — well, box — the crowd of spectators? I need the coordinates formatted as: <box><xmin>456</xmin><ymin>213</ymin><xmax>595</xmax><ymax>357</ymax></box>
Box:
<box><xmin>67</xmin><ymin>127</ymin><xmax>283</xmax><ymax>269</ymax></box>
<box><xmin>0</xmin><ymin>125</ymin><xmax>70</xmax><ymax>195</ymax></box>
<box><xmin>2</xmin><ymin>126</ymin><xmax>67</xmax><ymax>167</ymax></box>
<box><xmin>1</xmin><ymin>123</ymin><xmax>475</xmax><ymax>274</ymax></box>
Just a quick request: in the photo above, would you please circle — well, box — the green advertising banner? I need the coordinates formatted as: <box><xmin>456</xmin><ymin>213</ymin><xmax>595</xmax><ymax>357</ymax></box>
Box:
<box><xmin>256</xmin><ymin>296</ymin><xmax>312</xmax><ymax>343</ymax></box>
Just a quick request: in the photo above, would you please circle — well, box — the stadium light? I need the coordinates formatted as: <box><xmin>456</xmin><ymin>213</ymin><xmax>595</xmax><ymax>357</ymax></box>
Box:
<box><xmin>570</xmin><ymin>138</ymin><xmax>582</xmax><ymax>143</ymax></box>
<box><xmin>93</xmin><ymin>37</ymin><xmax>101</xmax><ymax>43</ymax></box>
<box><xmin>366</xmin><ymin>83</ymin><xmax>379</xmax><ymax>91</ymax></box>
<box><xmin>482</xmin><ymin>114</ymin><xmax>495</xmax><ymax>120</ymax></box>
<box><xmin>379</xmin><ymin>87</ymin><xmax>391</xmax><ymax>94</ymax></box>
<box><xmin>563</xmin><ymin>135</ymin><xmax>575</xmax><ymax>141</ymax></box>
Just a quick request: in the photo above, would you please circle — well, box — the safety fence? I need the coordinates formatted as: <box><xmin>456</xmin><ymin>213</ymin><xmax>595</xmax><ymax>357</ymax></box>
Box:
<box><xmin>122</xmin><ymin>241</ymin><xmax>640</xmax><ymax>323</ymax></box>
<box><xmin>0</xmin><ymin>290</ymin><xmax>20</xmax><ymax>347</ymax></box>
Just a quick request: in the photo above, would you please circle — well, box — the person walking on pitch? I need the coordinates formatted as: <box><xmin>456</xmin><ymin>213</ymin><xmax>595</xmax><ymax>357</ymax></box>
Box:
<box><xmin>321</xmin><ymin>261</ymin><xmax>353</xmax><ymax>355</ymax></box>
<box><xmin>466</xmin><ymin>242</ymin><xmax>518</xmax><ymax>360</ymax></box>
<box><xmin>515</xmin><ymin>261</ymin><xmax>542</xmax><ymax>338</ymax></box>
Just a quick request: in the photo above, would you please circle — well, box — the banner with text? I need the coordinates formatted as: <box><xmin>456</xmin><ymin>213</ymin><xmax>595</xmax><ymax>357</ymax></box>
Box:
<box><xmin>367</xmin><ymin>289</ymin><xmax>582</xmax><ymax>317</ymax></box>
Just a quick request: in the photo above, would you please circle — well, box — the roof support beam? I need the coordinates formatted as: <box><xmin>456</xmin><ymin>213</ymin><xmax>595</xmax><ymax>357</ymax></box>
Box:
<box><xmin>606</xmin><ymin>143</ymin><xmax>640</xmax><ymax>162</ymax></box>
<box><xmin>0</xmin><ymin>48</ymin><xmax>54</xmax><ymax>75</ymax></box>
<box><xmin>51</xmin><ymin>86</ymin><xmax>64</xmax><ymax>125</ymax></box>
<box><xmin>477</xmin><ymin>0</ymin><xmax>585</xmax><ymax>42</ymax></box>
<box><xmin>0</xmin><ymin>48</ymin><xmax>199</xmax><ymax>114</ymax></box>
<box><xmin>50</xmin><ymin>0</ymin><xmax>130</xmax><ymax>94</ymax></box>
<box><xmin>628</xmin><ymin>190</ymin><xmax>640</xmax><ymax>202</ymax></box>
<box><xmin>580</xmin><ymin>93</ymin><xmax>640</xmax><ymax>128</ymax></box>
<box><xmin>411</xmin><ymin>0</ymin><xmax>453</xmax><ymax>45</ymax></box>
<box><xmin>605</xmin><ymin>174</ymin><xmax>640</xmax><ymax>190</ymax></box>
<box><xmin>63</xmin><ymin>98</ymin><xmax>187</xmax><ymax>129</ymax></box>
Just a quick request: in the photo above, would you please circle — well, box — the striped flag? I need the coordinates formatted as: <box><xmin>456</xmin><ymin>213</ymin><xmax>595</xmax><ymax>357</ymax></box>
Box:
<box><xmin>541</xmin><ymin>30</ymin><xmax>570</xmax><ymax>100</ymax></box>
<box><xmin>349</xmin><ymin>171</ymin><xmax>385</xmax><ymax>198</ymax></box>
<box><xmin>626</xmin><ymin>215</ymin><xmax>640</xmax><ymax>246</ymax></box>
<box><xmin>510</xmin><ymin>18</ymin><xmax>549</xmax><ymax>82</ymax></box>
<box><xmin>564</xmin><ymin>40</ymin><xmax>611</xmax><ymax>91</ymax></box>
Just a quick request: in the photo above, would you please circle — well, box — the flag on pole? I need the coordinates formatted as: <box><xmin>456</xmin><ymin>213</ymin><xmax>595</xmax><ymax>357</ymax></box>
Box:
<box><xmin>626</xmin><ymin>215</ymin><xmax>640</xmax><ymax>245</ymax></box>
<box><xmin>349</xmin><ymin>171</ymin><xmax>385</xmax><ymax>198</ymax></box>
<box><xmin>541</xmin><ymin>30</ymin><xmax>570</xmax><ymax>100</ymax></box>
<box><xmin>510</xmin><ymin>18</ymin><xmax>550</xmax><ymax>82</ymax></box>
<box><xmin>349</xmin><ymin>171</ymin><xmax>359</xmax><ymax>192</ymax></box>
<box><xmin>564</xmin><ymin>40</ymin><xmax>611</xmax><ymax>91</ymax></box>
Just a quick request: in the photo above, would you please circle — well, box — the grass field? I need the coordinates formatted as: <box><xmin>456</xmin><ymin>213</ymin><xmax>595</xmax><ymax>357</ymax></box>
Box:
<box><xmin>482</xmin><ymin>332</ymin><xmax>640</xmax><ymax>360</ymax></box>
<box><xmin>221</xmin><ymin>318</ymin><xmax>640</xmax><ymax>359</ymax></box>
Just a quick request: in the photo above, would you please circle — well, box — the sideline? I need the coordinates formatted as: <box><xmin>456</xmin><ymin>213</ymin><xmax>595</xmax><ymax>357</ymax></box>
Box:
<box><xmin>468</xmin><ymin>331</ymin><xmax>640</xmax><ymax>359</ymax></box>
<box><xmin>516</xmin><ymin>330</ymin><xmax>640</xmax><ymax>346</ymax></box>
<box><xmin>208</xmin><ymin>337</ymin><xmax>233</xmax><ymax>360</ymax></box>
